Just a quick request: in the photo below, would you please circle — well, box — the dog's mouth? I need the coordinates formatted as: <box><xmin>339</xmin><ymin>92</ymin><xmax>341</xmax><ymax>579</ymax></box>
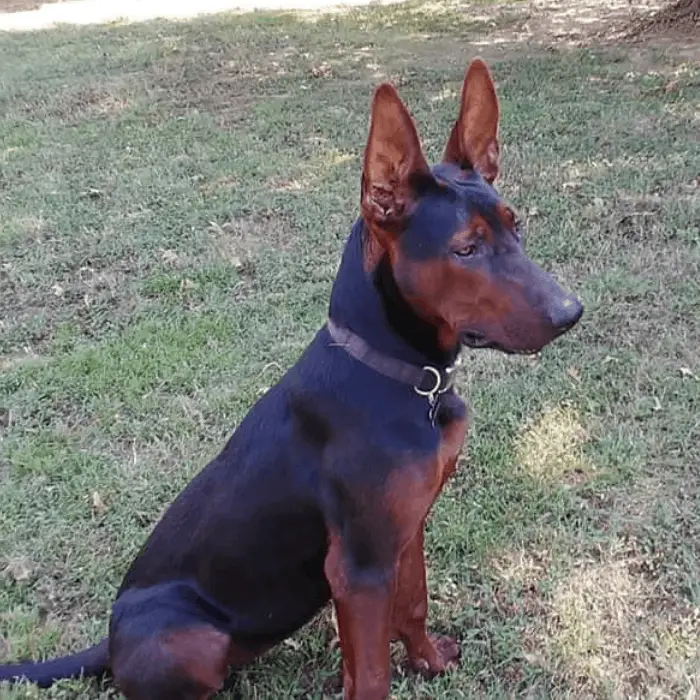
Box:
<box><xmin>459</xmin><ymin>330</ymin><xmax>541</xmax><ymax>356</ymax></box>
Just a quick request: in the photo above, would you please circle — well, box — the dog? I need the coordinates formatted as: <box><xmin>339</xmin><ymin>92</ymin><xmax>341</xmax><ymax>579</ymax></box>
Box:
<box><xmin>0</xmin><ymin>58</ymin><xmax>582</xmax><ymax>699</ymax></box>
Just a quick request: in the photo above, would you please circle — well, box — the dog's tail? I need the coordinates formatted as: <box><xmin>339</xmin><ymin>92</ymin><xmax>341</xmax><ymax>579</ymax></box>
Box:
<box><xmin>0</xmin><ymin>638</ymin><xmax>109</xmax><ymax>688</ymax></box>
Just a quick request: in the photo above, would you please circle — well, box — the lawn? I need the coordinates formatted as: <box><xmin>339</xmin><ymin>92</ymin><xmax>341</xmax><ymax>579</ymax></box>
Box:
<box><xmin>1</xmin><ymin>1</ymin><xmax>699</xmax><ymax>697</ymax></box>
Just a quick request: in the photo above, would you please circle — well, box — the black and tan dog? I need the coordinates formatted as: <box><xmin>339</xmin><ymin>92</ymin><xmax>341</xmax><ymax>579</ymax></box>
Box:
<box><xmin>0</xmin><ymin>59</ymin><xmax>582</xmax><ymax>699</ymax></box>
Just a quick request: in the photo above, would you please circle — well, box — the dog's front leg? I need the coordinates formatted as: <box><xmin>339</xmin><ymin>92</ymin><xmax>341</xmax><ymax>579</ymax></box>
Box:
<box><xmin>391</xmin><ymin>524</ymin><xmax>460</xmax><ymax>675</ymax></box>
<box><xmin>324</xmin><ymin>530</ymin><xmax>394</xmax><ymax>700</ymax></box>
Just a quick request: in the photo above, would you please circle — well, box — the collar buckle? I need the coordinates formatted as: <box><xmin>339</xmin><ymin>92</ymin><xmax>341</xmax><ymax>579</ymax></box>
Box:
<box><xmin>414</xmin><ymin>356</ymin><xmax>461</xmax><ymax>403</ymax></box>
<box><xmin>414</xmin><ymin>366</ymin><xmax>442</xmax><ymax>400</ymax></box>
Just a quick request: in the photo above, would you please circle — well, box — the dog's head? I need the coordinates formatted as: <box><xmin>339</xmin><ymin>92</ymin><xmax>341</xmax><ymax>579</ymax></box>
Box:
<box><xmin>361</xmin><ymin>59</ymin><xmax>582</xmax><ymax>355</ymax></box>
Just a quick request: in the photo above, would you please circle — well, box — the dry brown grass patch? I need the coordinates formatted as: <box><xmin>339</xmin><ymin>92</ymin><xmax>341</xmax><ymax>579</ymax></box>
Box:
<box><xmin>515</xmin><ymin>403</ymin><xmax>593</xmax><ymax>486</ymax></box>
<box><xmin>489</xmin><ymin>546</ymin><xmax>551</xmax><ymax>587</ymax></box>
<box><xmin>522</xmin><ymin>542</ymin><xmax>700</xmax><ymax>697</ymax></box>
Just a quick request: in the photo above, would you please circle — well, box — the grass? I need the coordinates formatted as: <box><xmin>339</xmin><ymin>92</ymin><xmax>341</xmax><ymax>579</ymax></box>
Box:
<box><xmin>1</xmin><ymin>1</ymin><xmax>699</xmax><ymax>697</ymax></box>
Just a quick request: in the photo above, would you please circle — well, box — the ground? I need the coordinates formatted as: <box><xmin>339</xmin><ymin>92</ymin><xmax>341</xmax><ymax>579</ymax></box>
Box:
<box><xmin>0</xmin><ymin>0</ymin><xmax>699</xmax><ymax>698</ymax></box>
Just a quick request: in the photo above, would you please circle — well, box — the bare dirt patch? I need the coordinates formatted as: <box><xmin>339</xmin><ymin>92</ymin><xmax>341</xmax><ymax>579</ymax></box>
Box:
<box><xmin>471</xmin><ymin>0</ymin><xmax>663</xmax><ymax>48</ymax></box>
<box><xmin>466</xmin><ymin>0</ymin><xmax>698</xmax><ymax>60</ymax></box>
<box><xmin>627</xmin><ymin>0</ymin><xmax>700</xmax><ymax>38</ymax></box>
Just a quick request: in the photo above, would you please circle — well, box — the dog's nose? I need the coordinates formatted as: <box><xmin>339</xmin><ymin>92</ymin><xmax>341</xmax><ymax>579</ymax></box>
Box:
<box><xmin>548</xmin><ymin>295</ymin><xmax>583</xmax><ymax>334</ymax></box>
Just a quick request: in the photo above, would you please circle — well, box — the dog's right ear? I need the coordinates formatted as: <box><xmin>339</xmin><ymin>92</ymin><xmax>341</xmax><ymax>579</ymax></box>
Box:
<box><xmin>361</xmin><ymin>84</ymin><xmax>429</xmax><ymax>240</ymax></box>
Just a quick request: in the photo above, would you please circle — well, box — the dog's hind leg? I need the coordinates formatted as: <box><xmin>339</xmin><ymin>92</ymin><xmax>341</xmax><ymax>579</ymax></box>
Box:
<box><xmin>111</xmin><ymin>624</ymin><xmax>230</xmax><ymax>700</ymax></box>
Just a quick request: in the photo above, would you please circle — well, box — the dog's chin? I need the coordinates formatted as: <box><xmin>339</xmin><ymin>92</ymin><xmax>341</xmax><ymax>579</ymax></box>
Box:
<box><xmin>459</xmin><ymin>331</ymin><xmax>543</xmax><ymax>356</ymax></box>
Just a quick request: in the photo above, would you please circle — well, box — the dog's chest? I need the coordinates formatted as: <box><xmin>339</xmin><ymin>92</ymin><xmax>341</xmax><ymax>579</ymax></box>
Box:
<box><xmin>430</xmin><ymin>391</ymin><xmax>469</xmax><ymax>487</ymax></box>
<box><xmin>383</xmin><ymin>392</ymin><xmax>468</xmax><ymax>533</ymax></box>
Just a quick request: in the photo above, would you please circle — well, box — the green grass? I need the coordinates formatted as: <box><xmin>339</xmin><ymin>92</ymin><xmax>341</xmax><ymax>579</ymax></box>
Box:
<box><xmin>1</xmin><ymin>1</ymin><xmax>699</xmax><ymax>698</ymax></box>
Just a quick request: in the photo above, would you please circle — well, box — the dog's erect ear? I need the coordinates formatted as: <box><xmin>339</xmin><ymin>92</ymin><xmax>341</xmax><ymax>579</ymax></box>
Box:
<box><xmin>362</xmin><ymin>83</ymin><xmax>429</xmax><ymax>233</ymax></box>
<box><xmin>443</xmin><ymin>58</ymin><xmax>500</xmax><ymax>183</ymax></box>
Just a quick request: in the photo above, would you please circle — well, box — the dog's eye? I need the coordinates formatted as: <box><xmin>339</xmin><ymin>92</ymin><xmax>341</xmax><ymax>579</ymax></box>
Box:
<box><xmin>454</xmin><ymin>244</ymin><xmax>477</xmax><ymax>259</ymax></box>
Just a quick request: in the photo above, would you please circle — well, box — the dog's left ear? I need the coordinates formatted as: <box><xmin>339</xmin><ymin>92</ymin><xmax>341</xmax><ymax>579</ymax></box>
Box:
<box><xmin>443</xmin><ymin>58</ymin><xmax>500</xmax><ymax>183</ymax></box>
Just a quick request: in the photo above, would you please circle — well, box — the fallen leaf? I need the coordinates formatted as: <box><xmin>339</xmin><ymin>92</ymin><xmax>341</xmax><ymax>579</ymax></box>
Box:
<box><xmin>567</xmin><ymin>367</ymin><xmax>581</xmax><ymax>383</ymax></box>
<box><xmin>91</xmin><ymin>491</ymin><xmax>107</xmax><ymax>517</ymax></box>
<box><xmin>311</xmin><ymin>61</ymin><xmax>332</xmax><ymax>78</ymax></box>
<box><xmin>161</xmin><ymin>249</ymin><xmax>179</xmax><ymax>264</ymax></box>
<box><xmin>5</xmin><ymin>558</ymin><xmax>32</xmax><ymax>583</ymax></box>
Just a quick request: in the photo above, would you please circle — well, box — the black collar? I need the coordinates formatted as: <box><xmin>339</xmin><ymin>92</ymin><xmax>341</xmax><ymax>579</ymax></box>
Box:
<box><xmin>326</xmin><ymin>318</ymin><xmax>460</xmax><ymax>408</ymax></box>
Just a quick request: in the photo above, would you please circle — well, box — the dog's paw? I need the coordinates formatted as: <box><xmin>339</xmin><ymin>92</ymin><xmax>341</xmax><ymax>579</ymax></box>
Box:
<box><xmin>409</xmin><ymin>634</ymin><xmax>460</xmax><ymax>677</ymax></box>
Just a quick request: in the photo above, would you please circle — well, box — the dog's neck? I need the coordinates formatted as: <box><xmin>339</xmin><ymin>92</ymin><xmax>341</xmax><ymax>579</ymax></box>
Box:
<box><xmin>328</xmin><ymin>219</ymin><xmax>459</xmax><ymax>369</ymax></box>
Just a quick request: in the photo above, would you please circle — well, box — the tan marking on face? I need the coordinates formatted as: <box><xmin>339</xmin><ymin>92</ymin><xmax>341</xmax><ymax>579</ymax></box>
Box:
<box><xmin>399</xmin><ymin>253</ymin><xmax>514</xmax><ymax>352</ymax></box>
<box><xmin>495</xmin><ymin>202</ymin><xmax>515</xmax><ymax>230</ymax></box>
<box><xmin>450</xmin><ymin>213</ymin><xmax>492</xmax><ymax>250</ymax></box>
